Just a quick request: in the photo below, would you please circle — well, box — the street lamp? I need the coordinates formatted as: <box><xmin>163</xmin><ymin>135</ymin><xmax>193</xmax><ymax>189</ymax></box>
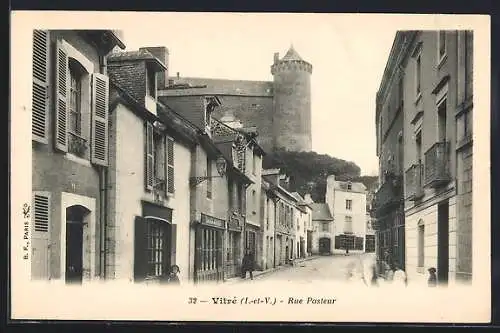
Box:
<box><xmin>189</xmin><ymin>155</ymin><xmax>228</xmax><ymax>187</ymax></box>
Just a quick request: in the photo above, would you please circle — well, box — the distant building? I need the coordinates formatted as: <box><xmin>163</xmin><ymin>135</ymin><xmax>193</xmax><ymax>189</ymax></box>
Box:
<box><xmin>291</xmin><ymin>192</ymin><xmax>312</xmax><ymax>259</ymax></box>
<box><xmin>325</xmin><ymin>175</ymin><xmax>368</xmax><ymax>254</ymax></box>
<box><xmin>310</xmin><ymin>203</ymin><xmax>334</xmax><ymax>255</ymax></box>
<box><xmin>158</xmin><ymin>45</ymin><xmax>313</xmax><ymax>153</ymax></box>
<box><xmin>262</xmin><ymin>169</ymin><xmax>299</xmax><ymax>265</ymax></box>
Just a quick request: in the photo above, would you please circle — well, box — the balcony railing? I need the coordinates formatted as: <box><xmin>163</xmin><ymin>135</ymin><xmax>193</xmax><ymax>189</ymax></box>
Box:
<box><xmin>372</xmin><ymin>174</ymin><xmax>402</xmax><ymax>217</ymax></box>
<box><xmin>405</xmin><ymin>163</ymin><xmax>424</xmax><ymax>201</ymax></box>
<box><xmin>424</xmin><ymin>141</ymin><xmax>451</xmax><ymax>188</ymax></box>
<box><xmin>68</xmin><ymin>132</ymin><xmax>88</xmax><ymax>158</ymax></box>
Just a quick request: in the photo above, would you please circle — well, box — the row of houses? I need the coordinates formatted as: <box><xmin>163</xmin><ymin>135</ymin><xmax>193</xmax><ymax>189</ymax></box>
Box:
<box><xmin>372</xmin><ymin>30</ymin><xmax>473</xmax><ymax>285</ymax></box>
<box><xmin>31</xmin><ymin>29</ymin><xmax>355</xmax><ymax>285</ymax></box>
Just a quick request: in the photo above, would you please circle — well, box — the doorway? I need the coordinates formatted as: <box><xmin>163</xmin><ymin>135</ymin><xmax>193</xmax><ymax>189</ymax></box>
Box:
<box><xmin>437</xmin><ymin>201</ymin><xmax>449</xmax><ymax>284</ymax></box>
<box><xmin>319</xmin><ymin>237</ymin><xmax>331</xmax><ymax>255</ymax></box>
<box><xmin>65</xmin><ymin>205</ymin><xmax>89</xmax><ymax>284</ymax></box>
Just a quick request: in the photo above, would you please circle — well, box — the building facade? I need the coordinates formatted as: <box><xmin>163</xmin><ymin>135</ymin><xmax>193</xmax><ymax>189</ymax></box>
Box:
<box><xmin>31</xmin><ymin>30</ymin><xmax>125</xmax><ymax>282</ymax></box>
<box><xmin>158</xmin><ymin>45</ymin><xmax>313</xmax><ymax>153</ymax></box>
<box><xmin>291</xmin><ymin>192</ymin><xmax>312</xmax><ymax>259</ymax></box>
<box><xmin>310</xmin><ymin>203</ymin><xmax>334</xmax><ymax>255</ymax></box>
<box><xmin>376</xmin><ymin>30</ymin><xmax>473</xmax><ymax>284</ymax></box>
<box><xmin>260</xmin><ymin>179</ymin><xmax>277</xmax><ymax>270</ymax></box>
<box><xmin>372</xmin><ymin>31</ymin><xmax>407</xmax><ymax>269</ymax></box>
<box><xmin>325</xmin><ymin>175</ymin><xmax>368</xmax><ymax>254</ymax></box>
<box><xmin>262</xmin><ymin>169</ymin><xmax>297</xmax><ymax>265</ymax></box>
<box><xmin>106</xmin><ymin>48</ymin><xmax>197</xmax><ymax>283</ymax></box>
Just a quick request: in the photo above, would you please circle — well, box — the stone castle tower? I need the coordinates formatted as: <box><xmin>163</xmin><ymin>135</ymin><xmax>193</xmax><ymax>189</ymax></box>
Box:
<box><xmin>271</xmin><ymin>45</ymin><xmax>313</xmax><ymax>152</ymax></box>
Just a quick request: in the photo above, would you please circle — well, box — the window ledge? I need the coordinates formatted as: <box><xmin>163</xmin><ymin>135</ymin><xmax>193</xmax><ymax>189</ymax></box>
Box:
<box><xmin>65</xmin><ymin>153</ymin><xmax>91</xmax><ymax>167</ymax></box>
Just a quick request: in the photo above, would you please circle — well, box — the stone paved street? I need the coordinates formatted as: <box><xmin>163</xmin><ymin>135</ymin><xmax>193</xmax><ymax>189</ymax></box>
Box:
<box><xmin>250</xmin><ymin>253</ymin><xmax>377</xmax><ymax>284</ymax></box>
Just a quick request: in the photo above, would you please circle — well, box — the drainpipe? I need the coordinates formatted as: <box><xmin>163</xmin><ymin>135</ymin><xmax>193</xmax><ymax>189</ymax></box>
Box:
<box><xmin>98</xmin><ymin>52</ymin><xmax>108</xmax><ymax>279</ymax></box>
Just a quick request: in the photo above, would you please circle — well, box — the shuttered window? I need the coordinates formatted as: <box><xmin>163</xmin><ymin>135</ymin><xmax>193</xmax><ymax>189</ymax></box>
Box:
<box><xmin>154</xmin><ymin>134</ymin><xmax>165</xmax><ymax>191</ymax></box>
<box><xmin>90</xmin><ymin>73</ymin><xmax>109</xmax><ymax>166</ymax></box>
<box><xmin>54</xmin><ymin>40</ymin><xmax>69</xmax><ymax>152</ymax></box>
<box><xmin>166</xmin><ymin>137</ymin><xmax>175</xmax><ymax>194</ymax></box>
<box><xmin>33</xmin><ymin>193</ymin><xmax>50</xmax><ymax>232</ymax></box>
<box><xmin>32</xmin><ymin>30</ymin><xmax>50</xmax><ymax>143</ymax></box>
<box><xmin>144</xmin><ymin>122</ymin><xmax>154</xmax><ymax>191</ymax></box>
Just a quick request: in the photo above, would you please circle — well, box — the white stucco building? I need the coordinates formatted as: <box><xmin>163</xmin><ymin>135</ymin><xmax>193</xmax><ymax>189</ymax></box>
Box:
<box><xmin>325</xmin><ymin>175</ymin><xmax>368</xmax><ymax>254</ymax></box>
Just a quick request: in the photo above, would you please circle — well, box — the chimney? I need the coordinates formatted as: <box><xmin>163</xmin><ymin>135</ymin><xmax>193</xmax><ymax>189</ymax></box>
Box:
<box><xmin>177</xmin><ymin>72</ymin><xmax>180</xmax><ymax>79</ymax></box>
<box><xmin>139</xmin><ymin>46</ymin><xmax>169</xmax><ymax>89</ymax></box>
<box><xmin>274</xmin><ymin>52</ymin><xmax>279</xmax><ymax>64</ymax></box>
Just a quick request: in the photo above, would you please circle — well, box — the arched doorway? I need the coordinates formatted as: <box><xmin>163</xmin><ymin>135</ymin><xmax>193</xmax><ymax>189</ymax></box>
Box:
<box><xmin>66</xmin><ymin>205</ymin><xmax>90</xmax><ymax>284</ymax></box>
<box><xmin>319</xmin><ymin>237</ymin><xmax>331</xmax><ymax>255</ymax></box>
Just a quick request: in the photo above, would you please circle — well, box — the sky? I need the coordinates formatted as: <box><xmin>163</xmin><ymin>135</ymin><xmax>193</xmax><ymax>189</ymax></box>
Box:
<box><xmin>119</xmin><ymin>13</ymin><xmax>397</xmax><ymax>176</ymax></box>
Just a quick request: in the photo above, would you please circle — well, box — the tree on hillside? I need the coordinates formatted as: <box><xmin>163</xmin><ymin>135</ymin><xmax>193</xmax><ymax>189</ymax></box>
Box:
<box><xmin>262</xmin><ymin>148</ymin><xmax>376</xmax><ymax>202</ymax></box>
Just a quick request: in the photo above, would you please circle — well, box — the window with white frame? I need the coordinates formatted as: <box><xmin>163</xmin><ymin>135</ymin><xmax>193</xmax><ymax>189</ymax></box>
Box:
<box><xmin>146</xmin><ymin>218</ymin><xmax>168</xmax><ymax>277</ymax></box>
<box><xmin>346</xmin><ymin>199</ymin><xmax>352</xmax><ymax>210</ymax></box>
<box><xmin>344</xmin><ymin>216</ymin><xmax>353</xmax><ymax>233</ymax></box>
<box><xmin>145</xmin><ymin>123</ymin><xmax>175</xmax><ymax>195</ymax></box>
<box><xmin>69</xmin><ymin>62</ymin><xmax>83</xmax><ymax>136</ymax></box>
<box><xmin>347</xmin><ymin>182</ymin><xmax>352</xmax><ymax>191</ymax></box>
<box><xmin>321</xmin><ymin>222</ymin><xmax>329</xmax><ymax>232</ymax></box>
<box><xmin>418</xmin><ymin>220</ymin><xmax>425</xmax><ymax>268</ymax></box>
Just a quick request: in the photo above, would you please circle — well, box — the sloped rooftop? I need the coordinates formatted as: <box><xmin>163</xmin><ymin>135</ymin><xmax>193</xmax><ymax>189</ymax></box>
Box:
<box><xmin>311</xmin><ymin>203</ymin><xmax>334</xmax><ymax>221</ymax></box>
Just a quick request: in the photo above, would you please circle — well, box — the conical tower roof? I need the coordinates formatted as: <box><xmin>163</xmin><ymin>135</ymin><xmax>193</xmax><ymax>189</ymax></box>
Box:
<box><xmin>282</xmin><ymin>44</ymin><xmax>303</xmax><ymax>61</ymax></box>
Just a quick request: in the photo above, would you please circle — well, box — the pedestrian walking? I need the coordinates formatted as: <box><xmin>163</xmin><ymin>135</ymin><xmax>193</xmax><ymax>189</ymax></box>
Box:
<box><xmin>370</xmin><ymin>263</ymin><xmax>378</xmax><ymax>286</ymax></box>
<box><xmin>428</xmin><ymin>267</ymin><xmax>437</xmax><ymax>287</ymax></box>
<box><xmin>392</xmin><ymin>262</ymin><xmax>408</xmax><ymax>287</ymax></box>
<box><xmin>241</xmin><ymin>249</ymin><xmax>254</xmax><ymax>280</ymax></box>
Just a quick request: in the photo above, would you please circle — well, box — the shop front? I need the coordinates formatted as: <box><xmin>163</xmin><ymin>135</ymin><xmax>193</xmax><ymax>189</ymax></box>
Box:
<box><xmin>193</xmin><ymin>213</ymin><xmax>225</xmax><ymax>283</ymax></box>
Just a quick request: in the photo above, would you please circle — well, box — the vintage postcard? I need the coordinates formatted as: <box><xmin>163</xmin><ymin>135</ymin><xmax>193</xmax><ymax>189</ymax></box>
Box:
<box><xmin>10</xmin><ymin>11</ymin><xmax>491</xmax><ymax>323</ymax></box>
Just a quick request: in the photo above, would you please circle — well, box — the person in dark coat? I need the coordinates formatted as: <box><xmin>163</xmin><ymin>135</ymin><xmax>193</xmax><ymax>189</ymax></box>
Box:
<box><xmin>168</xmin><ymin>265</ymin><xmax>181</xmax><ymax>285</ymax></box>
<box><xmin>428</xmin><ymin>267</ymin><xmax>437</xmax><ymax>287</ymax></box>
<box><xmin>241</xmin><ymin>249</ymin><xmax>254</xmax><ymax>280</ymax></box>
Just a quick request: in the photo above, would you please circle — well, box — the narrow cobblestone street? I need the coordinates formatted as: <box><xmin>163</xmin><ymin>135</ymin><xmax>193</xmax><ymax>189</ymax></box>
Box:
<box><xmin>249</xmin><ymin>253</ymin><xmax>377</xmax><ymax>283</ymax></box>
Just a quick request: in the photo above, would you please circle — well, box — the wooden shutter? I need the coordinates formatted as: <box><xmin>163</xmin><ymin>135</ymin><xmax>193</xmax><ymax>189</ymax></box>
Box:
<box><xmin>144</xmin><ymin>122</ymin><xmax>154</xmax><ymax>191</ymax></box>
<box><xmin>170</xmin><ymin>224</ymin><xmax>177</xmax><ymax>266</ymax></box>
<box><xmin>54</xmin><ymin>40</ymin><xmax>69</xmax><ymax>152</ymax></box>
<box><xmin>166</xmin><ymin>137</ymin><xmax>175</xmax><ymax>194</ymax></box>
<box><xmin>32</xmin><ymin>30</ymin><xmax>50</xmax><ymax>143</ymax></box>
<box><xmin>32</xmin><ymin>192</ymin><xmax>50</xmax><ymax>279</ymax></box>
<box><xmin>134</xmin><ymin>216</ymin><xmax>148</xmax><ymax>282</ymax></box>
<box><xmin>91</xmin><ymin>73</ymin><xmax>110</xmax><ymax>166</ymax></box>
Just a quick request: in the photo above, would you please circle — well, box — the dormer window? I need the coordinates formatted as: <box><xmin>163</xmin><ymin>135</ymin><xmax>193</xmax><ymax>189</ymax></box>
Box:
<box><xmin>347</xmin><ymin>182</ymin><xmax>352</xmax><ymax>190</ymax></box>
<box><xmin>204</xmin><ymin>96</ymin><xmax>219</xmax><ymax>131</ymax></box>
<box><xmin>146</xmin><ymin>65</ymin><xmax>156</xmax><ymax>99</ymax></box>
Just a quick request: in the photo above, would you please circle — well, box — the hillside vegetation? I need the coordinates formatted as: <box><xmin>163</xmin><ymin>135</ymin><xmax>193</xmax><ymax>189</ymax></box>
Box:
<box><xmin>262</xmin><ymin>149</ymin><xmax>378</xmax><ymax>202</ymax></box>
